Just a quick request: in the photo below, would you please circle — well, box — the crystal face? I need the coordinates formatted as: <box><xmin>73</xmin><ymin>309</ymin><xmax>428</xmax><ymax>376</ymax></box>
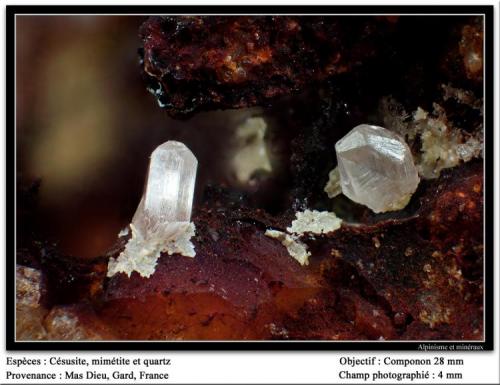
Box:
<box><xmin>132</xmin><ymin>141</ymin><xmax>198</xmax><ymax>237</ymax></box>
<box><xmin>335</xmin><ymin>124</ymin><xmax>420</xmax><ymax>213</ymax></box>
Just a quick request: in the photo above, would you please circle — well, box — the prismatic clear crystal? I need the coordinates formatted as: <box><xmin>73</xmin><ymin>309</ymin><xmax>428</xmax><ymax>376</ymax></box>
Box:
<box><xmin>335</xmin><ymin>124</ymin><xmax>420</xmax><ymax>213</ymax></box>
<box><xmin>132</xmin><ymin>140</ymin><xmax>197</xmax><ymax>238</ymax></box>
<box><xmin>107</xmin><ymin>141</ymin><xmax>198</xmax><ymax>278</ymax></box>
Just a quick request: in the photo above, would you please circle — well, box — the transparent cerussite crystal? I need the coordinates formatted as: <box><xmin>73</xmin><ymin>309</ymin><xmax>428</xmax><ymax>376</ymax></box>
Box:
<box><xmin>107</xmin><ymin>140</ymin><xmax>198</xmax><ymax>278</ymax></box>
<box><xmin>132</xmin><ymin>141</ymin><xmax>198</xmax><ymax>237</ymax></box>
<box><xmin>335</xmin><ymin>124</ymin><xmax>420</xmax><ymax>213</ymax></box>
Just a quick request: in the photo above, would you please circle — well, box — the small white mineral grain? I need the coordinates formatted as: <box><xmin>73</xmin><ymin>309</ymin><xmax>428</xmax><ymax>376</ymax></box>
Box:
<box><xmin>265</xmin><ymin>210</ymin><xmax>342</xmax><ymax>266</ymax></box>
<box><xmin>287</xmin><ymin>210</ymin><xmax>342</xmax><ymax>235</ymax></box>
<box><xmin>335</xmin><ymin>124</ymin><xmax>420</xmax><ymax>213</ymax></box>
<box><xmin>107</xmin><ymin>141</ymin><xmax>198</xmax><ymax>278</ymax></box>
<box><xmin>265</xmin><ymin>230</ymin><xmax>311</xmax><ymax>266</ymax></box>
<box><xmin>324</xmin><ymin>167</ymin><xmax>342</xmax><ymax>198</ymax></box>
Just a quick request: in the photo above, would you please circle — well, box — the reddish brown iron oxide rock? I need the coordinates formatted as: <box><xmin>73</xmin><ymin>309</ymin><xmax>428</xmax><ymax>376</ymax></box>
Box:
<box><xmin>140</xmin><ymin>15</ymin><xmax>482</xmax><ymax>117</ymax></box>
<box><xmin>140</xmin><ymin>16</ymin><xmax>395</xmax><ymax>116</ymax></box>
<box><xmin>16</xmin><ymin>15</ymin><xmax>485</xmax><ymax>342</ymax></box>
<box><xmin>17</xmin><ymin>162</ymin><xmax>483</xmax><ymax>341</ymax></box>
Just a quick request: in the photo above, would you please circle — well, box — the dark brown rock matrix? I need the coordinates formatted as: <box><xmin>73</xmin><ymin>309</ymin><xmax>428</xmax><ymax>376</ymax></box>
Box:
<box><xmin>140</xmin><ymin>16</ymin><xmax>396</xmax><ymax>116</ymax></box>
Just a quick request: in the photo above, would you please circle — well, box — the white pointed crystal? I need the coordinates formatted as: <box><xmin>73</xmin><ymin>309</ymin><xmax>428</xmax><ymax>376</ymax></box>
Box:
<box><xmin>335</xmin><ymin>124</ymin><xmax>420</xmax><ymax>213</ymax></box>
<box><xmin>107</xmin><ymin>141</ymin><xmax>198</xmax><ymax>278</ymax></box>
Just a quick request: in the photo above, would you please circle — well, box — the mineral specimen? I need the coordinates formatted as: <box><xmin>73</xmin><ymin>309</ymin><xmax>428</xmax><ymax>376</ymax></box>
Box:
<box><xmin>133</xmin><ymin>141</ymin><xmax>197</xmax><ymax>236</ymax></box>
<box><xmin>287</xmin><ymin>210</ymin><xmax>342</xmax><ymax>235</ymax></box>
<box><xmin>107</xmin><ymin>141</ymin><xmax>198</xmax><ymax>278</ymax></box>
<box><xmin>18</xmin><ymin>163</ymin><xmax>484</xmax><ymax>341</ymax></box>
<box><xmin>379</xmin><ymin>94</ymin><xmax>483</xmax><ymax>179</ymax></box>
<box><xmin>265</xmin><ymin>210</ymin><xmax>342</xmax><ymax>265</ymax></box>
<box><xmin>139</xmin><ymin>16</ymin><xmax>396</xmax><ymax>116</ymax></box>
<box><xmin>335</xmin><ymin>124</ymin><xmax>420</xmax><ymax>213</ymax></box>
<box><xmin>16</xmin><ymin>15</ymin><xmax>485</xmax><ymax>342</ymax></box>
<box><xmin>264</xmin><ymin>229</ymin><xmax>311</xmax><ymax>266</ymax></box>
<box><xmin>107</xmin><ymin>222</ymin><xmax>196</xmax><ymax>278</ymax></box>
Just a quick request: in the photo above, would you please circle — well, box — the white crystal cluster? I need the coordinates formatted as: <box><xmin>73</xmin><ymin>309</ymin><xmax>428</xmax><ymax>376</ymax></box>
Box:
<box><xmin>335</xmin><ymin>124</ymin><xmax>420</xmax><ymax>213</ymax></box>
<box><xmin>108</xmin><ymin>222</ymin><xmax>195</xmax><ymax>278</ymax></box>
<box><xmin>107</xmin><ymin>141</ymin><xmax>198</xmax><ymax>278</ymax></box>
<box><xmin>265</xmin><ymin>210</ymin><xmax>342</xmax><ymax>266</ymax></box>
<box><xmin>379</xmin><ymin>91</ymin><xmax>483</xmax><ymax>179</ymax></box>
<box><xmin>287</xmin><ymin>209</ymin><xmax>343</xmax><ymax>235</ymax></box>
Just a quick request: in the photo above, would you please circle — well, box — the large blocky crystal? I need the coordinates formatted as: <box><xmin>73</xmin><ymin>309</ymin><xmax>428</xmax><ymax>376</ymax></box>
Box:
<box><xmin>132</xmin><ymin>141</ymin><xmax>197</xmax><ymax>238</ymax></box>
<box><xmin>335</xmin><ymin>124</ymin><xmax>420</xmax><ymax>213</ymax></box>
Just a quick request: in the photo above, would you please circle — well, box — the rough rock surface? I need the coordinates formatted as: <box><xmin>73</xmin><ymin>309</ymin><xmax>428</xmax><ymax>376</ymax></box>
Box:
<box><xmin>140</xmin><ymin>16</ymin><xmax>396</xmax><ymax>116</ymax></box>
<box><xmin>17</xmin><ymin>162</ymin><xmax>483</xmax><ymax>340</ymax></box>
<box><xmin>16</xmin><ymin>15</ymin><xmax>485</xmax><ymax>341</ymax></box>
